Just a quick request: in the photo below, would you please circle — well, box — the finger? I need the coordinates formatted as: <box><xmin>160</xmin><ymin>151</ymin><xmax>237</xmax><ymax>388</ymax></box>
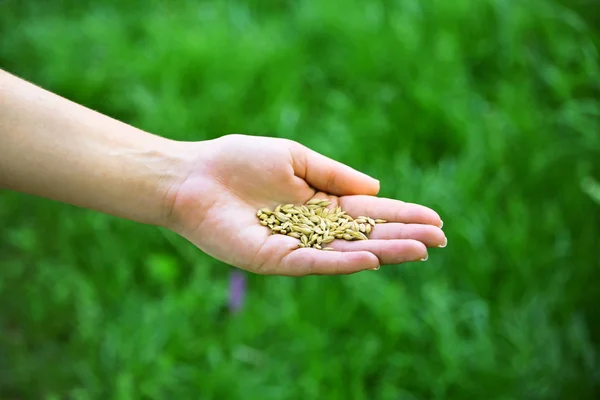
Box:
<box><xmin>329</xmin><ymin>239</ymin><xmax>428</xmax><ymax>265</ymax></box>
<box><xmin>340</xmin><ymin>195</ymin><xmax>443</xmax><ymax>227</ymax></box>
<box><xmin>289</xmin><ymin>142</ymin><xmax>380</xmax><ymax>196</ymax></box>
<box><xmin>369</xmin><ymin>223</ymin><xmax>447</xmax><ymax>247</ymax></box>
<box><xmin>277</xmin><ymin>248</ymin><xmax>379</xmax><ymax>276</ymax></box>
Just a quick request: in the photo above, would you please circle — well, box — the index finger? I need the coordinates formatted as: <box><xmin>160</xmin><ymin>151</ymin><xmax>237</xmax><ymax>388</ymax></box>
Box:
<box><xmin>339</xmin><ymin>195</ymin><xmax>443</xmax><ymax>227</ymax></box>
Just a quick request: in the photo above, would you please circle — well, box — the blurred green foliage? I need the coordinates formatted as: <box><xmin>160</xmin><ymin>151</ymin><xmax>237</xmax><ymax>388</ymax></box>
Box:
<box><xmin>1</xmin><ymin>0</ymin><xmax>599</xmax><ymax>398</ymax></box>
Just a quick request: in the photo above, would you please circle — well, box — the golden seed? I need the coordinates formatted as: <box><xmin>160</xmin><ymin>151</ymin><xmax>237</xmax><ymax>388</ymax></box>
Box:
<box><xmin>320</xmin><ymin>220</ymin><xmax>327</xmax><ymax>231</ymax></box>
<box><xmin>275</xmin><ymin>212</ymin><xmax>290</xmax><ymax>222</ymax></box>
<box><xmin>350</xmin><ymin>230</ymin><xmax>363</xmax><ymax>239</ymax></box>
<box><xmin>258</xmin><ymin>201</ymin><xmax>384</xmax><ymax>250</ymax></box>
<box><xmin>323</xmin><ymin>247</ymin><xmax>334</xmax><ymax>251</ymax></box>
<box><xmin>375</xmin><ymin>219</ymin><xmax>387</xmax><ymax>224</ymax></box>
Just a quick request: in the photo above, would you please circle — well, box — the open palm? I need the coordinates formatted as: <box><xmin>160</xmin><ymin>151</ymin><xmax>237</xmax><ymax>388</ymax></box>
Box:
<box><xmin>168</xmin><ymin>134</ymin><xmax>446</xmax><ymax>276</ymax></box>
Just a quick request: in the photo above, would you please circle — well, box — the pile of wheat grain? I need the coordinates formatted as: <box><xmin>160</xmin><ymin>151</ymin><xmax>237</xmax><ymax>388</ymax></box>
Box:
<box><xmin>256</xmin><ymin>199</ymin><xmax>385</xmax><ymax>250</ymax></box>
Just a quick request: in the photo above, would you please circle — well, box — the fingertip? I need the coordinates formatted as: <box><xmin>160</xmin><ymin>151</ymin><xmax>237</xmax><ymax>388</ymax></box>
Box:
<box><xmin>370</xmin><ymin>177</ymin><xmax>381</xmax><ymax>196</ymax></box>
<box><xmin>412</xmin><ymin>238</ymin><xmax>429</xmax><ymax>255</ymax></box>
<box><xmin>348</xmin><ymin>172</ymin><xmax>379</xmax><ymax>196</ymax></box>
<box><xmin>350</xmin><ymin>251</ymin><xmax>380</xmax><ymax>271</ymax></box>
<box><xmin>420</xmin><ymin>207</ymin><xmax>443</xmax><ymax>227</ymax></box>
<box><xmin>416</xmin><ymin>242</ymin><xmax>429</xmax><ymax>262</ymax></box>
<box><xmin>334</xmin><ymin>166</ymin><xmax>380</xmax><ymax>196</ymax></box>
<box><xmin>404</xmin><ymin>239</ymin><xmax>429</xmax><ymax>262</ymax></box>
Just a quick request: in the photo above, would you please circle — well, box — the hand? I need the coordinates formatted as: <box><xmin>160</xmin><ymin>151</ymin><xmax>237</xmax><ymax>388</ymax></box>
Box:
<box><xmin>167</xmin><ymin>134</ymin><xmax>446</xmax><ymax>276</ymax></box>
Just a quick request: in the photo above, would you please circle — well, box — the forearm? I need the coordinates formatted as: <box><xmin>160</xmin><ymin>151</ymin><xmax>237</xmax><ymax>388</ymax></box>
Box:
<box><xmin>0</xmin><ymin>69</ymin><xmax>184</xmax><ymax>227</ymax></box>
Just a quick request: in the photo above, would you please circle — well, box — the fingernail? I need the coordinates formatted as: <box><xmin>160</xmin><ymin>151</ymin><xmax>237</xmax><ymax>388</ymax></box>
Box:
<box><xmin>420</xmin><ymin>254</ymin><xmax>428</xmax><ymax>261</ymax></box>
<box><xmin>438</xmin><ymin>237</ymin><xmax>447</xmax><ymax>248</ymax></box>
<box><xmin>439</xmin><ymin>220</ymin><xmax>444</xmax><ymax>228</ymax></box>
<box><xmin>370</xmin><ymin>266</ymin><xmax>380</xmax><ymax>271</ymax></box>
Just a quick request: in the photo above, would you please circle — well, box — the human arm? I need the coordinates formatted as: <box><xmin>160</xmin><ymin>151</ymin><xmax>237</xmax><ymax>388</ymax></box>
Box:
<box><xmin>0</xmin><ymin>69</ymin><xmax>446</xmax><ymax>276</ymax></box>
<box><xmin>0</xmin><ymin>69</ymin><xmax>182</xmax><ymax>226</ymax></box>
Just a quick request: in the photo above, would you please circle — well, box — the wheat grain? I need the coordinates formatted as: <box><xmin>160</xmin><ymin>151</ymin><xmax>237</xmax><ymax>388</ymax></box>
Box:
<box><xmin>257</xmin><ymin>199</ymin><xmax>387</xmax><ymax>250</ymax></box>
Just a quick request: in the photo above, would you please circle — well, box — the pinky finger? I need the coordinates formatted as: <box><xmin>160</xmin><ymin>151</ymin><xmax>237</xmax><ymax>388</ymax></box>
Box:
<box><xmin>277</xmin><ymin>248</ymin><xmax>379</xmax><ymax>276</ymax></box>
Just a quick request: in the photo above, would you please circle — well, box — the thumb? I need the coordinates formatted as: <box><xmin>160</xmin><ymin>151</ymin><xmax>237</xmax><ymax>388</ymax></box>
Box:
<box><xmin>289</xmin><ymin>142</ymin><xmax>380</xmax><ymax>196</ymax></box>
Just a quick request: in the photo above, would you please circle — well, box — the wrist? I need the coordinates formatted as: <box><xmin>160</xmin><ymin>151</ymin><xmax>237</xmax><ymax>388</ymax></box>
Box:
<box><xmin>158</xmin><ymin>137</ymin><xmax>226</xmax><ymax>234</ymax></box>
<box><xmin>155</xmin><ymin>138</ymin><xmax>214</xmax><ymax>230</ymax></box>
<box><xmin>149</xmin><ymin>137</ymin><xmax>195</xmax><ymax>229</ymax></box>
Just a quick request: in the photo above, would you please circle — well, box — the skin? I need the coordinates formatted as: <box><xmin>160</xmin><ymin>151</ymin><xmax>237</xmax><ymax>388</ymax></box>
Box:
<box><xmin>0</xmin><ymin>69</ymin><xmax>446</xmax><ymax>276</ymax></box>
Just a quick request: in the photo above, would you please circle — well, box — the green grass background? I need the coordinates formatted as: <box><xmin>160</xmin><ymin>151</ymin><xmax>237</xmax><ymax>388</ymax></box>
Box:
<box><xmin>1</xmin><ymin>0</ymin><xmax>599</xmax><ymax>398</ymax></box>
